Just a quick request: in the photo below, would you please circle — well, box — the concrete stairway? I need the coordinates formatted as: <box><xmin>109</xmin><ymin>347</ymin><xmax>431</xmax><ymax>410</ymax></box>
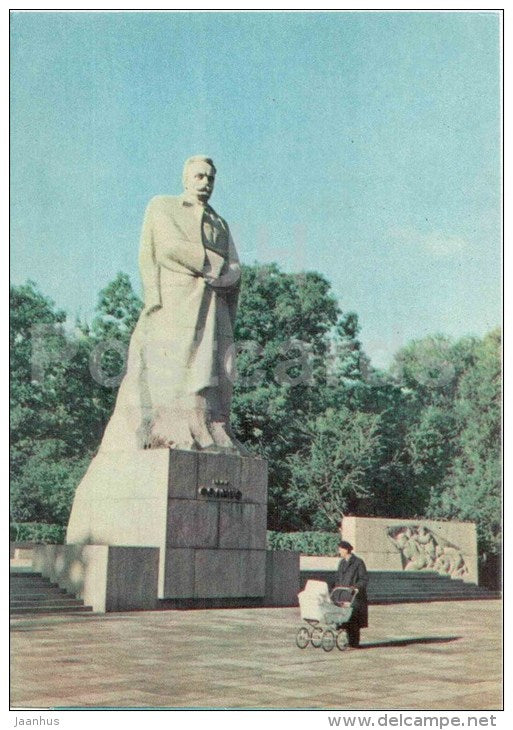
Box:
<box><xmin>10</xmin><ymin>569</ymin><xmax>93</xmax><ymax>615</ymax></box>
<box><xmin>300</xmin><ymin>569</ymin><xmax>501</xmax><ymax>603</ymax></box>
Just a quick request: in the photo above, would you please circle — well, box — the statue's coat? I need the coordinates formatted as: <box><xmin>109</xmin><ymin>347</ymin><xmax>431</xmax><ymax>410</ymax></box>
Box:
<box><xmin>100</xmin><ymin>195</ymin><xmax>241</xmax><ymax>451</ymax></box>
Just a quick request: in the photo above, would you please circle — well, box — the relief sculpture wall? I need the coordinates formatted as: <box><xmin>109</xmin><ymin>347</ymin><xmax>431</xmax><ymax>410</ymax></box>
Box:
<box><xmin>340</xmin><ymin>516</ymin><xmax>478</xmax><ymax>584</ymax></box>
<box><xmin>386</xmin><ymin>525</ymin><xmax>468</xmax><ymax>578</ymax></box>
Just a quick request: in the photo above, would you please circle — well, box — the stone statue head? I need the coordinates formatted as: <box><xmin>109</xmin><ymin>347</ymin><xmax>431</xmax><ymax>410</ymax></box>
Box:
<box><xmin>182</xmin><ymin>155</ymin><xmax>217</xmax><ymax>203</ymax></box>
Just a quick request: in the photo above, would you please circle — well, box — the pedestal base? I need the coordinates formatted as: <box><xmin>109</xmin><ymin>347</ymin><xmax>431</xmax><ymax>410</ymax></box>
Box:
<box><xmin>33</xmin><ymin>544</ymin><xmax>159</xmax><ymax>612</ymax></box>
<box><xmin>66</xmin><ymin>448</ymin><xmax>276</xmax><ymax>601</ymax></box>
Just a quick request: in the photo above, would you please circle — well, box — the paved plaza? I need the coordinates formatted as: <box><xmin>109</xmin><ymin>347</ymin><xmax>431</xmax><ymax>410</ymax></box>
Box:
<box><xmin>10</xmin><ymin>600</ymin><xmax>502</xmax><ymax>710</ymax></box>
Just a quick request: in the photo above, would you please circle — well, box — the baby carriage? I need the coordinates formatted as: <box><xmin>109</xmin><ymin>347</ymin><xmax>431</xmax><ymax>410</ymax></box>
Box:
<box><xmin>296</xmin><ymin>579</ymin><xmax>359</xmax><ymax>652</ymax></box>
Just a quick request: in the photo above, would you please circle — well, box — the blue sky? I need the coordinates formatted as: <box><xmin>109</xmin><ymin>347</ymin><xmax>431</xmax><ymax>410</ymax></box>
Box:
<box><xmin>10</xmin><ymin>11</ymin><xmax>501</xmax><ymax>367</ymax></box>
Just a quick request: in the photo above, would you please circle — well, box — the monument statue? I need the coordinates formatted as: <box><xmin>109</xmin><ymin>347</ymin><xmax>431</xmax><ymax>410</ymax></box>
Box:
<box><xmin>63</xmin><ymin>157</ymin><xmax>297</xmax><ymax>610</ymax></box>
<box><xmin>99</xmin><ymin>155</ymin><xmax>247</xmax><ymax>454</ymax></box>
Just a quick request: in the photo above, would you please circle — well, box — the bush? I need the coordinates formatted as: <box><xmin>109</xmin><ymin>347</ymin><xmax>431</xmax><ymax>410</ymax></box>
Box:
<box><xmin>10</xmin><ymin>522</ymin><xmax>66</xmax><ymax>544</ymax></box>
<box><xmin>267</xmin><ymin>530</ymin><xmax>339</xmax><ymax>555</ymax></box>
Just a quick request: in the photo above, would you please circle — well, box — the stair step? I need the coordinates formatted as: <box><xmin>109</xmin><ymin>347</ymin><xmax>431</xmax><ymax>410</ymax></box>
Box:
<box><xmin>304</xmin><ymin>571</ymin><xmax>448</xmax><ymax>580</ymax></box>
<box><xmin>11</xmin><ymin>605</ymin><xmax>93</xmax><ymax>614</ymax></box>
<box><xmin>9</xmin><ymin>572</ymin><xmax>92</xmax><ymax>615</ymax></box>
<box><xmin>371</xmin><ymin>589</ymin><xmax>492</xmax><ymax>597</ymax></box>
<box><xmin>371</xmin><ymin>594</ymin><xmax>500</xmax><ymax>604</ymax></box>
<box><xmin>370</xmin><ymin>591</ymin><xmax>500</xmax><ymax>600</ymax></box>
<box><xmin>10</xmin><ymin>580</ymin><xmax>64</xmax><ymax>588</ymax></box>
<box><xmin>300</xmin><ymin>569</ymin><xmax>499</xmax><ymax>604</ymax></box>
<box><xmin>9</xmin><ymin>581</ymin><xmax>67</xmax><ymax>593</ymax></box>
<box><xmin>11</xmin><ymin>597</ymin><xmax>85</xmax><ymax>606</ymax></box>
<box><xmin>10</xmin><ymin>588</ymin><xmax>69</xmax><ymax>596</ymax></box>
<box><xmin>370</xmin><ymin>570</ymin><xmax>452</xmax><ymax>580</ymax></box>
<box><xmin>370</xmin><ymin>584</ymin><xmax>484</xmax><ymax>590</ymax></box>
<box><xmin>10</xmin><ymin>570</ymin><xmax>44</xmax><ymax>576</ymax></box>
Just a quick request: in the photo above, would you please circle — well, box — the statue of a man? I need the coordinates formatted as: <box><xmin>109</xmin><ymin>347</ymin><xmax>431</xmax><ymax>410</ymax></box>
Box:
<box><xmin>99</xmin><ymin>156</ymin><xmax>246</xmax><ymax>453</ymax></box>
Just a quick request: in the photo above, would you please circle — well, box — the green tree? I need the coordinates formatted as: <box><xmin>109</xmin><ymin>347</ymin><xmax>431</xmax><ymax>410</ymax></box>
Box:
<box><xmin>403</xmin><ymin>405</ymin><xmax>456</xmax><ymax>514</ymax></box>
<box><xmin>387</xmin><ymin>333</ymin><xmax>479</xmax><ymax>517</ymax></box>
<box><xmin>90</xmin><ymin>272</ymin><xmax>142</xmax><ymax>341</ymax></box>
<box><xmin>350</xmin><ymin>378</ymin><xmax>418</xmax><ymax>518</ymax></box>
<box><xmin>10</xmin><ymin>282</ymin><xmax>68</xmax><ymax>454</ymax></box>
<box><xmin>311</xmin><ymin>310</ymin><xmax>417</xmax><ymax>519</ymax></box>
<box><xmin>389</xmin><ymin>329</ymin><xmax>501</xmax><ymax>584</ymax></box>
<box><xmin>10</xmin><ymin>282</ymin><xmax>95</xmax><ymax>525</ymax></box>
<box><xmin>391</xmin><ymin>333</ymin><xmax>477</xmax><ymax>407</ymax></box>
<box><xmin>10</xmin><ymin>440</ymin><xmax>90</xmax><ymax>525</ymax></box>
<box><xmin>286</xmin><ymin>407</ymin><xmax>381</xmax><ymax>529</ymax></box>
<box><xmin>10</xmin><ymin>275</ymin><xmax>142</xmax><ymax>526</ymax></box>
<box><xmin>330</xmin><ymin>311</ymin><xmax>372</xmax><ymax>385</ymax></box>
<box><xmin>427</xmin><ymin>330</ymin><xmax>501</xmax><ymax>561</ymax></box>
<box><xmin>232</xmin><ymin>263</ymin><xmax>342</xmax><ymax>528</ymax></box>
<box><xmin>84</xmin><ymin>272</ymin><xmax>143</xmax><ymax>428</ymax></box>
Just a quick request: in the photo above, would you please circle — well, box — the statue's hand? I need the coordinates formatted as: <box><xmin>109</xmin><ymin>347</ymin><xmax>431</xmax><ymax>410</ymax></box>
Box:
<box><xmin>205</xmin><ymin>278</ymin><xmax>238</xmax><ymax>292</ymax></box>
<box><xmin>204</xmin><ymin>268</ymin><xmax>241</xmax><ymax>291</ymax></box>
<box><xmin>143</xmin><ymin>303</ymin><xmax>162</xmax><ymax>316</ymax></box>
<box><xmin>206</xmin><ymin>282</ymin><xmax>240</xmax><ymax>296</ymax></box>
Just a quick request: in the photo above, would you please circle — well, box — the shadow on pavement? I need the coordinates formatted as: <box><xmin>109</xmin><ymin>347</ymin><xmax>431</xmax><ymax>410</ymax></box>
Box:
<box><xmin>361</xmin><ymin>636</ymin><xmax>461</xmax><ymax>649</ymax></box>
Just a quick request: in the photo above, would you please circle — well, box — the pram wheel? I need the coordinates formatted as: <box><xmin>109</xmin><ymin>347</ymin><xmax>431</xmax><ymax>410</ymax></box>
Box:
<box><xmin>321</xmin><ymin>629</ymin><xmax>336</xmax><ymax>652</ymax></box>
<box><xmin>336</xmin><ymin>630</ymin><xmax>349</xmax><ymax>651</ymax></box>
<box><xmin>311</xmin><ymin>626</ymin><xmax>323</xmax><ymax>648</ymax></box>
<box><xmin>295</xmin><ymin>626</ymin><xmax>311</xmax><ymax>649</ymax></box>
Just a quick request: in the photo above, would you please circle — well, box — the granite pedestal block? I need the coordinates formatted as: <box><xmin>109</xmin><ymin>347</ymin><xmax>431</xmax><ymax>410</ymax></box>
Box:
<box><xmin>66</xmin><ymin>449</ymin><xmax>269</xmax><ymax>600</ymax></box>
<box><xmin>264</xmin><ymin>550</ymin><xmax>300</xmax><ymax>606</ymax></box>
<box><xmin>33</xmin><ymin>544</ymin><xmax>159</xmax><ymax>612</ymax></box>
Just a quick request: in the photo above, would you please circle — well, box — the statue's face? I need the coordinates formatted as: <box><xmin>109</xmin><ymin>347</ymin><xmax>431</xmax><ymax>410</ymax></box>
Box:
<box><xmin>184</xmin><ymin>160</ymin><xmax>216</xmax><ymax>203</ymax></box>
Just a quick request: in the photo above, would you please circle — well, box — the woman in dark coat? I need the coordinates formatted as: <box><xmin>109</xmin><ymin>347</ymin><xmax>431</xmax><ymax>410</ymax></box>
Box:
<box><xmin>335</xmin><ymin>540</ymin><xmax>368</xmax><ymax>648</ymax></box>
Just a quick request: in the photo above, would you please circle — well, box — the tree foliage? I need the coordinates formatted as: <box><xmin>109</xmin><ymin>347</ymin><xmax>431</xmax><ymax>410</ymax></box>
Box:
<box><xmin>10</xmin><ymin>440</ymin><xmax>90</xmax><ymax>525</ymax></box>
<box><xmin>287</xmin><ymin>407</ymin><xmax>381</xmax><ymax>529</ymax></box>
<box><xmin>232</xmin><ymin>264</ymin><xmax>342</xmax><ymax>527</ymax></box>
<box><xmin>392</xmin><ymin>329</ymin><xmax>501</xmax><ymax>563</ymax></box>
<box><xmin>9</xmin><ymin>275</ymin><xmax>141</xmax><ymax>523</ymax></box>
<box><xmin>425</xmin><ymin>330</ymin><xmax>501</xmax><ymax>558</ymax></box>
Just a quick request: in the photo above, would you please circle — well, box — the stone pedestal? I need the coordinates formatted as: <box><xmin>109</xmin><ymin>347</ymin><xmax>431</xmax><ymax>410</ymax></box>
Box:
<box><xmin>33</xmin><ymin>544</ymin><xmax>159</xmax><ymax>612</ymax></box>
<box><xmin>66</xmin><ymin>449</ymin><xmax>275</xmax><ymax>602</ymax></box>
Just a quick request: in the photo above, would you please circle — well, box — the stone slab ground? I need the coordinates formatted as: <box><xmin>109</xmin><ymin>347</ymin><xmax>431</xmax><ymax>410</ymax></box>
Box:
<box><xmin>10</xmin><ymin>600</ymin><xmax>502</xmax><ymax>710</ymax></box>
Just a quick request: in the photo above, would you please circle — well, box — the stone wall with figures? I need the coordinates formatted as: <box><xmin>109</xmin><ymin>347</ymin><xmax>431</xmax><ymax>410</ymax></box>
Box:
<box><xmin>340</xmin><ymin>516</ymin><xmax>478</xmax><ymax>584</ymax></box>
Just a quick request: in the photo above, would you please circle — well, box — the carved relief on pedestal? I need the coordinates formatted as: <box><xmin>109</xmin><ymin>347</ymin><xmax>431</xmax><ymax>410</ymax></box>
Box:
<box><xmin>386</xmin><ymin>524</ymin><xmax>468</xmax><ymax>578</ymax></box>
